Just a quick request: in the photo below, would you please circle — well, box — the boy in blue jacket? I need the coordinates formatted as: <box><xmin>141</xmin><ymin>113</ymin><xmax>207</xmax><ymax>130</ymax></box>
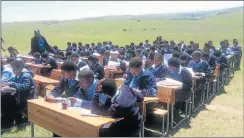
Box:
<box><xmin>1</xmin><ymin>59</ymin><xmax>35</xmax><ymax>129</ymax></box>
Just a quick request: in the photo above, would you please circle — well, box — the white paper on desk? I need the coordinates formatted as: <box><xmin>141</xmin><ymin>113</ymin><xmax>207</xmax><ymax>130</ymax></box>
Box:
<box><xmin>164</xmin><ymin>54</ymin><xmax>172</xmax><ymax>67</ymax></box>
<box><xmin>157</xmin><ymin>78</ymin><xmax>182</xmax><ymax>86</ymax></box>
<box><xmin>108</xmin><ymin>61</ymin><xmax>120</xmax><ymax>67</ymax></box>
<box><xmin>71</xmin><ymin>107</ymin><xmax>100</xmax><ymax>117</ymax></box>
<box><xmin>80</xmin><ymin>65</ymin><xmax>90</xmax><ymax>71</ymax></box>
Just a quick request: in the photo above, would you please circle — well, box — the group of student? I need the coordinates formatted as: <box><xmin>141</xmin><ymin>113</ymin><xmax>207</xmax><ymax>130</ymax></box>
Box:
<box><xmin>1</xmin><ymin>33</ymin><xmax>242</xmax><ymax>136</ymax></box>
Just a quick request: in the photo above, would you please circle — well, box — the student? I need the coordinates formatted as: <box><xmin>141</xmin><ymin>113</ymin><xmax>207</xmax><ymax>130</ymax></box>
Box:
<box><xmin>172</xmin><ymin>51</ymin><xmax>181</xmax><ymax>59</ymax></box>
<box><xmin>65</xmin><ymin>51</ymin><xmax>72</xmax><ymax>60</ymax></box>
<box><xmin>203</xmin><ymin>43</ymin><xmax>214</xmax><ymax>56</ymax></box>
<box><xmin>87</xmin><ymin>55</ymin><xmax>104</xmax><ymax>80</ymax></box>
<box><xmin>179</xmin><ymin>54</ymin><xmax>190</xmax><ymax>67</ymax></box>
<box><xmin>214</xmin><ymin>50</ymin><xmax>228</xmax><ymax>73</ymax></box>
<box><xmin>149</xmin><ymin>53</ymin><xmax>168</xmax><ymax>81</ymax></box>
<box><xmin>71</xmin><ymin>42</ymin><xmax>80</xmax><ymax>53</ymax></box>
<box><xmin>201</xmin><ymin>52</ymin><xmax>217</xmax><ymax>70</ymax></box>
<box><xmin>219</xmin><ymin>41</ymin><xmax>232</xmax><ymax>56</ymax></box>
<box><xmin>40</xmin><ymin>52</ymin><xmax>58</xmax><ymax>76</ymax></box>
<box><xmin>66</xmin><ymin>42</ymin><xmax>72</xmax><ymax>51</ymax></box>
<box><xmin>103</xmin><ymin>50</ymin><xmax>110</xmax><ymax>66</ymax></box>
<box><xmin>32</xmin><ymin>52</ymin><xmax>42</xmax><ymax>64</ymax></box>
<box><xmin>208</xmin><ymin>41</ymin><xmax>216</xmax><ymax>51</ymax></box>
<box><xmin>231</xmin><ymin>39</ymin><xmax>242</xmax><ymax>70</ymax></box>
<box><xmin>70</xmin><ymin>53</ymin><xmax>87</xmax><ymax>70</ymax></box>
<box><xmin>7</xmin><ymin>46</ymin><xmax>22</xmax><ymax>59</ymax></box>
<box><xmin>193</xmin><ymin>43</ymin><xmax>201</xmax><ymax>52</ymax></box>
<box><xmin>135</xmin><ymin>48</ymin><xmax>146</xmax><ymax>61</ymax></box>
<box><xmin>167</xmin><ymin>57</ymin><xmax>192</xmax><ymax>116</ymax></box>
<box><xmin>125</xmin><ymin>57</ymin><xmax>157</xmax><ymax>97</ymax></box>
<box><xmin>92</xmin><ymin>78</ymin><xmax>143</xmax><ymax>137</ymax></box>
<box><xmin>1</xmin><ymin>59</ymin><xmax>35</xmax><ymax>129</ymax></box>
<box><xmin>47</xmin><ymin>60</ymin><xmax>80</xmax><ymax>98</ymax></box>
<box><xmin>1</xmin><ymin>57</ymin><xmax>15</xmax><ymax>82</ymax></box>
<box><xmin>107</xmin><ymin>51</ymin><xmax>127</xmax><ymax>72</ymax></box>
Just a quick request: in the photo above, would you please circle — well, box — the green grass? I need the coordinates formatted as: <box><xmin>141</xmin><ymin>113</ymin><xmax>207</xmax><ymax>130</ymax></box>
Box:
<box><xmin>1</xmin><ymin>10</ymin><xmax>244</xmax><ymax>137</ymax></box>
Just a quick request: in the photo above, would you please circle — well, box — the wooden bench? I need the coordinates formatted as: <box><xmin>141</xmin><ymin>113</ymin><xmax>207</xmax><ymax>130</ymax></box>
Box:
<box><xmin>22</xmin><ymin>56</ymin><xmax>35</xmax><ymax>63</ymax></box>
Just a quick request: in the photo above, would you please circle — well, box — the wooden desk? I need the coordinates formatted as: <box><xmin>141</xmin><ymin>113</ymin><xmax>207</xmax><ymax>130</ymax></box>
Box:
<box><xmin>33</xmin><ymin>75</ymin><xmax>59</xmax><ymax>97</ymax></box>
<box><xmin>26</xmin><ymin>63</ymin><xmax>51</xmax><ymax>75</ymax></box>
<box><xmin>28</xmin><ymin>99</ymin><xmax>123</xmax><ymax>137</ymax></box>
<box><xmin>22</xmin><ymin>56</ymin><xmax>35</xmax><ymax>63</ymax></box>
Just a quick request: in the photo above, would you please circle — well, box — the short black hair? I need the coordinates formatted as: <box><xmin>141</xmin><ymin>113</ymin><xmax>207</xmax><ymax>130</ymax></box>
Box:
<box><xmin>214</xmin><ymin>50</ymin><xmax>222</xmax><ymax>57</ymax></box>
<box><xmin>186</xmin><ymin>48</ymin><xmax>194</xmax><ymax>55</ymax></box>
<box><xmin>6</xmin><ymin>57</ymin><xmax>15</xmax><ymax>64</ymax></box>
<box><xmin>192</xmin><ymin>51</ymin><xmax>201</xmax><ymax>58</ymax></box>
<box><xmin>179</xmin><ymin>54</ymin><xmax>188</xmax><ymax>61</ymax></box>
<box><xmin>71</xmin><ymin>53</ymin><xmax>80</xmax><ymax>58</ymax></box>
<box><xmin>101</xmin><ymin>78</ymin><xmax>117</xmax><ymax>97</ymax></box>
<box><xmin>53</xmin><ymin>45</ymin><xmax>58</xmax><ymax>49</ymax></box>
<box><xmin>61</xmin><ymin>60</ymin><xmax>78</xmax><ymax>72</ymax></box>
<box><xmin>72</xmin><ymin>43</ymin><xmax>77</xmax><ymax>47</ymax></box>
<box><xmin>168</xmin><ymin>57</ymin><xmax>180</xmax><ymax>68</ymax></box>
<box><xmin>172</xmin><ymin>46</ymin><xmax>179</xmax><ymax>52</ymax></box>
<box><xmin>172</xmin><ymin>51</ymin><xmax>180</xmax><ymax>58</ymax></box>
<box><xmin>67</xmin><ymin>42</ymin><xmax>71</xmax><ymax>45</ymax></box>
<box><xmin>88</xmin><ymin>55</ymin><xmax>99</xmax><ymax>62</ymax></box>
<box><xmin>34</xmin><ymin>52</ymin><xmax>41</xmax><ymax>58</ymax></box>
<box><xmin>41</xmin><ymin>52</ymin><xmax>49</xmax><ymax>58</ymax></box>
<box><xmin>129</xmin><ymin>57</ymin><xmax>142</xmax><ymax>68</ymax></box>
<box><xmin>135</xmin><ymin>48</ymin><xmax>142</xmax><ymax>54</ymax></box>
<box><xmin>78</xmin><ymin>68</ymin><xmax>94</xmax><ymax>80</ymax></box>
<box><xmin>201</xmin><ymin>52</ymin><xmax>210</xmax><ymax>58</ymax></box>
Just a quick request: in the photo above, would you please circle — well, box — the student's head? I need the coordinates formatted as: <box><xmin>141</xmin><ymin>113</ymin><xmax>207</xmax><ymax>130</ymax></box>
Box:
<box><xmin>233</xmin><ymin>39</ymin><xmax>238</xmax><ymax>46</ymax></box>
<box><xmin>172</xmin><ymin>46</ymin><xmax>179</xmax><ymax>52</ymax></box>
<box><xmin>168</xmin><ymin>57</ymin><xmax>180</xmax><ymax>71</ymax></box>
<box><xmin>78</xmin><ymin>68</ymin><xmax>94</xmax><ymax>89</ymax></box>
<box><xmin>186</xmin><ymin>48</ymin><xmax>194</xmax><ymax>55</ymax></box>
<box><xmin>110</xmin><ymin>51</ymin><xmax>119</xmax><ymax>59</ymax></box>
<box><xmin>204</xmin><ymin>43</ymin><xmax>210</xmax><ymax>49</ymax></box>
<box><xmin>192</xmin><ymin>51</ymin><xmax>201</xmax><ymax>62</ymax></box>
<box><xmin>170</xmin><ymin>40</ymin><xmax>175</xmax><ymax>45</ymax></box>
<box><xmin>145</xmin><ymin>40</ymin><xmax>149</xmax><ymax>43</ymax></box>
<box><xmin>72</xmin><ymin>43</ymin><xmax>77</xmax><ymax>48</ymax></box>
<box><xmin>91</xmin><ymin>43</ymin><xmax>95</xmax><ymax>47</ymax></box>
<box><xmin>41</xmin><ymin>52</ymin><xmax>49</xmax><ymax>61</ymax></box>
<box><xmin>53</xmin><ymin>45</ymin><xmax>58</xmax><ymax>50</ymax></box>
<box><xmin>214</xmin><ymin>50</ymin><xmax>222</xmax><ymax>58</ymax></box>
<box><xmin>179</xmin><ymin>54</ymin><xmax>188</xmax><ymax>65</ymax></box>
<box><xmin>154</xmin><ymin>53</ymin><xmax>163</xmax><ymax>66</ymax></box>
<box><xmin>190</xmin><ymin>41</ymin><xmax>194</xmax><ymax>45</ymax></box>
<box><xmin>118</xmin><ymin>50</ymin><xmax>125</xmax><ymax>59</ymax></box>
<box><xmin>6</xmin><ymin>57</ymin><xmax>15</xmax><ymax>65</ymax></box>
<box><xmin>10</xmin><ymin>59</ymin><xmax>25</xmax><ymax>75</ymax></box>
<box><xmin>34</xmin><ymin>52</ymin><xmax>41</xmax><ymax>59</ymax></box>
<box><xmin>61</xmin><ymin>60</ymin><xmax>77</xmax><ymax>79</ymax></box>
<box><xmin>130</xmin><ymin>42</ymin><xmax>135</xmax><ymax>46</ymax></box>
<box><xmin>65</xmin><ymin>51</ymin><xmax>72</xmax><ymax>59</ymax></box>
<box><xmin>172</xmin><ymin>51</ymin><xmax>180</xmax><ymax>59</ymax></box>
<box><xmin>71</xmin><ymin>53</ymin><xmax>80</xmax><ymax>64</ymax></box>
<box><xmin>104</xmin><ymin>50</ymin><xmax>110</xmax><ymax>58</ymax></box>
<box><xmin>135</xmin><ymin>49</ymin><xmax>142</xmax><ymax>57</ymax></box>
<box><xmin>34</xmin><ymin>30</ymin><xmax>40</xmax><ymax>37</ymax></box>
<box><xmin>208</xmin><ymin>41</ymin><xmax>213</xmax><ymax>46</ymax></box>
<box><xmin>194</xmin><ymin>43</ymin><xmax>199</xmax><ymax>50</ymax></box>
<box><xmin>201</xmin><ymin>52</ymin><xmax>210</xmax><ymax>61</ymax></box>
<box><xmin>67</xmin><ymin>42</ymin><xmax>71</xmax><ymax>47</ymax></box>
<box><xmin>129</xmin><ymin>57</ymin><xmax>143</xmax><ymax>76</ymax></box>
<box><xmin>87</xmin><ymin>55</ymin><xmax>99</xmax><ymax>67</ymax></box>
<box><xmin>96</xmin><ymin>78</ymin><xmax>117</xmax><ymax>98</ymax></box>
<box><xmin>78</xmin><ymin>42</ymin><xmax>82</xmax><ymax>47</ymax></box>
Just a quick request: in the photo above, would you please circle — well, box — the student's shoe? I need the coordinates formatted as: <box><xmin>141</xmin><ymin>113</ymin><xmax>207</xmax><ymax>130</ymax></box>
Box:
<box><xmin>14</xmin><ymin>114</ymin><xmax>30</xmax><ymax>127</ymax></box>
<box><xmin>1</xmin><ymin>115</ymin><xmax>14</xmax><ymax>131</ymax></box>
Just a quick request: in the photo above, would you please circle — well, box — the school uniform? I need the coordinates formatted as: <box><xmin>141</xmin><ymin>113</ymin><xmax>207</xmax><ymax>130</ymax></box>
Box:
<box><xmin>230</xmin><ymin>45</ymin><xmax>242</xmax><ymax>69</ymax></box>
<box><xmin>208</xmin><ymin>55</ymin><xmax>217</xmax><ymax>69</ymax></box>
<box><xmin>77</xmin><ymin>59</ymin><xmax>87</xmax><ymax>70</ymax></box>
<box><xmin>149</xmin><ymin>64</ymin><xmax>168</xmax><ymax>81</ymax></box>
<box><xmin>92</xmin><ymin>84</ymin><xmax>143</xmax><ymax>137</ymax></box>
<box><xmin>2</xmin><ymin>68</ymin><xmax>35</xmax><ymax>128</ymax></box>
<box><xmin>1</xmin><ymin>64</ymin><xmax>15</xmax><ymax>82</ymax></box>
<box><xmin>89</xmin><ymin>63</ymin><xmax>105</xmax><ymax>80</ymax></box>
<box><xmin>49</xmin><ymin>78</ymin><xmax>80</xmax><ymax>98</ymax></box>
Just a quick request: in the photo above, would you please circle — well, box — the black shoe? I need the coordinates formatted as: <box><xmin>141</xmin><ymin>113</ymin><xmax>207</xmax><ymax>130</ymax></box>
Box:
<box><xmin>14</xmin><ymin>115</ymin><xmax>30</xmax><ymax>127</ymax></box>
<box><xmin>1</xmin><ymin>115</ymin><xmax>14</xmax><ymax>131</ymax></box>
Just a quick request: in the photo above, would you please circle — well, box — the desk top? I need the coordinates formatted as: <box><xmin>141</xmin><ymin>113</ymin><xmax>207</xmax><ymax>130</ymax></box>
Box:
<box><xmin>28</xmin><ymin>99</ymin><xmax>123</xmax><ymax>128</ymax></box>
<box><xmin>22</xmin><ymin>56</ymin><xmax>35</xmax><ymax>59</ymax></box>
<box><xmin>143</xmin><ymin>97</ymin><xmax>159</xmax><ymax>104</ymax></box>
<box><xmin>26</xmin><ymin>63</ymin><xmax>51</xmax><ymax>68</ymax></box>
<box><xmin>33</xmin><ymin>75</ymin><xmax>59</xmax><ymax>85</ymax></box>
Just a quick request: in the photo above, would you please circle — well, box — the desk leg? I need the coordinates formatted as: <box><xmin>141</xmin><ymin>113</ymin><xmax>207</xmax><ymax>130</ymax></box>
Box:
<box><xmin>31</xmin><ymin>123</ymin><xmax>34</xmax><ymax>137</ymax></box>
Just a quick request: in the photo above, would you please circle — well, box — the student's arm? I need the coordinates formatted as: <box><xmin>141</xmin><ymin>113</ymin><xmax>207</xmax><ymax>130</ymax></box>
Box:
<box><xmin>9</xmin><ymin>74</ymin><xmax>32</xmax><ymax>91</ymax></box>
<box><xmin>49</xmin><ymin>79</ymin><xmax>64</xmax><ymax>97</ymax></box>
<box><xmin>140</xmin><ymin>75</ymin><xmax>157</xmax><ymax>96</ymax></box>
<box><xmin>181</xmin><ymin>69</ymin><xmax>192</xmax><ymax>90</ymax></box>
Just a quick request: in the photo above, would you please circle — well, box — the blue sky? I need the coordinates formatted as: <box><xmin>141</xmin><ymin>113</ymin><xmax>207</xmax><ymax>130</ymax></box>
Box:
<box><xmin>2</xmin><ymin>1</ymin><xmax>243</xmax><ymax>22</ymax></box>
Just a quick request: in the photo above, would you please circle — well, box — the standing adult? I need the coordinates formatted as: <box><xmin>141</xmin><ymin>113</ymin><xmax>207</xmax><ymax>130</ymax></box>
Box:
<box><xmin>29</xmin><ymin>30</ymin><xmax>53</xmax><ymax>55</ymax></box>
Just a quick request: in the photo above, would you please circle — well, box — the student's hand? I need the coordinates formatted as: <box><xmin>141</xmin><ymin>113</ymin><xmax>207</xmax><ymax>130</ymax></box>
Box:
<box><xmin>68</xmin><ymin>97</ymin><xmax>77</xmax><ymax>106</ymax></box>
<box><xmin>1</xmin><ymin>82</ymin><xmax>10</xmax><ymax>87</ymax></box>
<box><xmin>45</xmin><ymin>95</ymin><xmax>55</xmax><ymax>102</ymax></box>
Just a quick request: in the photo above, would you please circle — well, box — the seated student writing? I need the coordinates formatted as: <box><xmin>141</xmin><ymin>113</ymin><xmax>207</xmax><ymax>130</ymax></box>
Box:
<box><xmin>167</xmin><ymin>57</ymin><xmax>192</xmax><ymax>117</ymax></box>
<box><xmin>213</xmin><ymin>50</ymin><xmax>229</xmax><ymax>81</ymax></box>
<box><xmin>148</xmin><ymin>53</ymin><xmax>168</xmax><ymax>82</ymax></box>
<box><xmin>87</xmin><ymin>55</ymin><xmax>104</xmax><ymax>80</ymax></box>
<box><xmin>1</xmin><ymin>59</ymin><xmax>35</xmax><ymax>129</ymax></box>
<box><xmin>46</xmin><ymin>61</ymin><xmax>80</xmax><ymax>99</ymax></box>
<box><xmin>40</xmin><ymin>52</ymin><xmax>58</xmax><ymax>76</ymax></box>
<box><xmin>70</xmin><ymin>53</ymin><xmax>87</xmax><ymax>70</ymax></box>
<box><xmin>187</xmin><ymin>51</ymin><xmax>211</xmax><ymax>105</ymax></box>
<box><xmin>92</xmin><ymin>78</ymin><xmax>144</xmax><ymax>137</ymax></box>
<box><xmin>32</xmin><ymin>52</ymin><xmax>42</xmax><ymax>64</ymax></box>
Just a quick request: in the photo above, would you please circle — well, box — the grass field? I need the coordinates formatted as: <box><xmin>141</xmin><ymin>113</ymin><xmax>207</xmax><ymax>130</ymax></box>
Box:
<box><xmin>1</xmin><ymin>10</ymin><xmax>244</xmax><ymax>137</ymax></box>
